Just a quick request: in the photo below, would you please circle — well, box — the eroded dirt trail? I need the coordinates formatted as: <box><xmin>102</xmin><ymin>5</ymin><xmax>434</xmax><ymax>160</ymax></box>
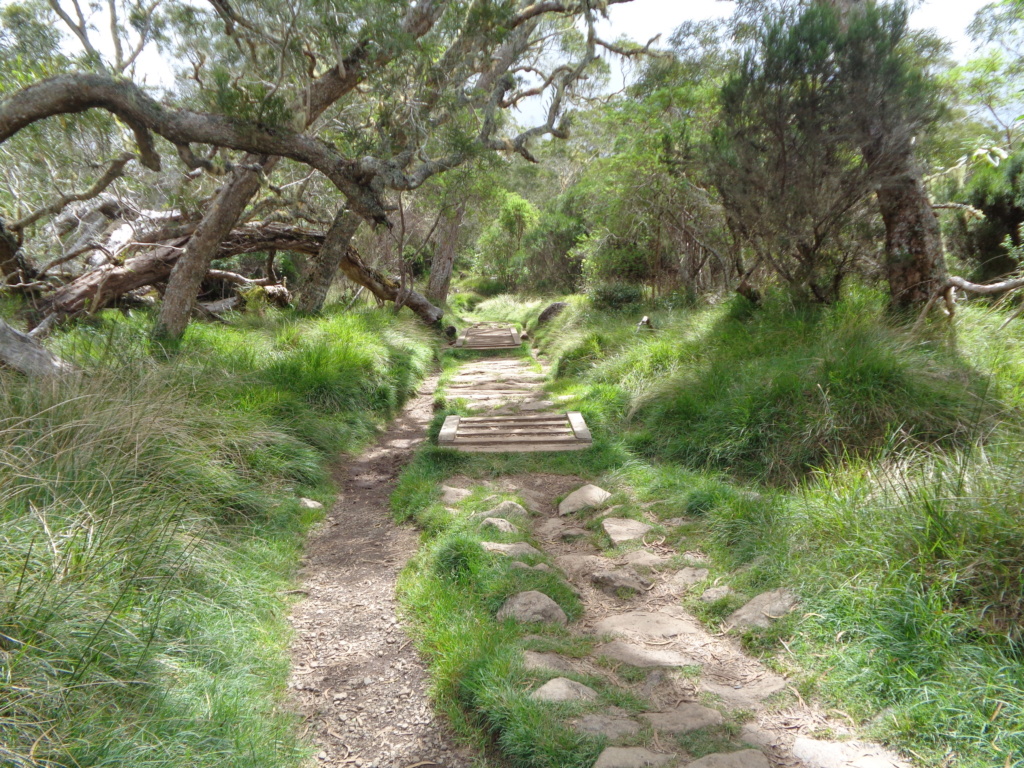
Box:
<box><xmin>286</xmin><ymin>376</ymin><xmax>476</xmax><ymax>768</ymax></box>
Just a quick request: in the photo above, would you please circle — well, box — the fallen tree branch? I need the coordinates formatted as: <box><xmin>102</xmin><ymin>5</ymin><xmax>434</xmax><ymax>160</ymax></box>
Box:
<box><xmin>0</xmin><ymin>317</ymin><xmax>75</xmax><ymax>376</ymax></box>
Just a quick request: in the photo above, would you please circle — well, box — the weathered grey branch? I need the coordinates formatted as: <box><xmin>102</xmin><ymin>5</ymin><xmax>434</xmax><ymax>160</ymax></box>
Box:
<box><xmin>0</xmin><ymin>317</ymin><xmax>75</xmax><ymax>376</ymax></box>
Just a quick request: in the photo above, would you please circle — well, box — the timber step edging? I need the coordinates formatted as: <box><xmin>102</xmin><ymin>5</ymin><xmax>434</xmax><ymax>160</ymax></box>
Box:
<box><xmin>437</xmin><ymin>411</ymin><xmax>593</xmax><ymax>453</ymax></box>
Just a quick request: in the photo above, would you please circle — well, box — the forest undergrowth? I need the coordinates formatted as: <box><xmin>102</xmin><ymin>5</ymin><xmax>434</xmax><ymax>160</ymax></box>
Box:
<box><xmin>394</xmin><ymin>288</ymin><xmax>1024</xmax><ymax>768</ymax></box>
<box><xmin>0</xmin><ymin>303</ymin><xmax>434</xmax><ymax>768</ymax></box>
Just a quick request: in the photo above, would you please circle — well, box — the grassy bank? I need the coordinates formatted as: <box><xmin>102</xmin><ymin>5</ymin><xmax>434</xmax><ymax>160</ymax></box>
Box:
<box><xmin>394</xmin><ymin>288</ymin><xmax>1024</xmax><ymax>768</ymax></box>
<box><xmin>0</xmin><ymin>306</ymin><xmax>434</xmax><ymax>768</ymax></box>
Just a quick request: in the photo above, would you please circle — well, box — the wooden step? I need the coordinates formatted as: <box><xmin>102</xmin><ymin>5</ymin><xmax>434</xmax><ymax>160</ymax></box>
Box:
<box><xmin>437</xmin><ymin>411</ymin><xmax>592</xmax><ymax>453</ymax></box>
<box><xmin>455</xmin><ymin>323</ymin><xmax>522</xmax><ymax>349</ymax></box>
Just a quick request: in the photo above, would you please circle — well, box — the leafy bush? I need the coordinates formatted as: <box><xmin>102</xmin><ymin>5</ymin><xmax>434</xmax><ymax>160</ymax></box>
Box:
<box><xmin>588</xmin><ymin>283</ymin><xmax>644</xmax><ymax>310</ymax></box>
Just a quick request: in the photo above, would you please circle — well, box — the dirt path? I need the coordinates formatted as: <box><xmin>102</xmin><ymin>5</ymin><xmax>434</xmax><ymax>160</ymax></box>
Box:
<box><xmin>286</xmin><ymin>376</ymin><xmax>477</xmax><ymax>768</ymax></box>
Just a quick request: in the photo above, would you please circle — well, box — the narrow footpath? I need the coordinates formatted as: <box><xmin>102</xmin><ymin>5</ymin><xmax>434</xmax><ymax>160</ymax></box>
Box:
<box><xmin>286</xmin><ymin>374</ymin><xmax>476</xmax><ymax>768</ymax></box>
<box><xmin>288</xmin><ymin>325</ymin><xmax>912</xmax><ymax>768</ymax></box>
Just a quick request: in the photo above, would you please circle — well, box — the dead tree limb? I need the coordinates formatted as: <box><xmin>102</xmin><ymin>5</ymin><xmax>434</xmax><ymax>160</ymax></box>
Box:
<box><xmin>0</xmin><ymin>317</ymin><xmax>74</xmax><ymax>376</ymax></box>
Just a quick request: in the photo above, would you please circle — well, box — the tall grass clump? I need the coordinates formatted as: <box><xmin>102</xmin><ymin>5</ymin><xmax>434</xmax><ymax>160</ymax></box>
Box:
<box><xmin>0</xmin><ymin>306</ymin><xmax>434</xmax><ymax>768</ymax></box>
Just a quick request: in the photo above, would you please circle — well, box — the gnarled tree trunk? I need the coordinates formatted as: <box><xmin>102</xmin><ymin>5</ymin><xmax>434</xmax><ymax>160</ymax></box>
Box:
<box><xmin>871</xmin><ymin>144</ymin><xmax>947</xmax><ymax>308</ymax></box>
<box><xmin>296</xmin><ymin>209</ymin><xmax>362</xmax><ymax>314</ymax></box>
<box><xmin>425</xmin><ymin>203</ymin><xmax>464</xmax><ymax>304</ymax></box>
<box><xmin>154</xmin><ymin>159</ymin><xmax>272</xmax><ymax>339</ymax></box>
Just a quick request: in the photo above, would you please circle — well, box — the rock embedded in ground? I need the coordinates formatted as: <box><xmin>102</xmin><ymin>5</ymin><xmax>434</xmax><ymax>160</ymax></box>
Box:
<box><xmin>571</xmin><ymin>713</ymin><xmax>641</xmax><ymax>740</ymax></box>
<box><xmin>522</xmin><ymin>651</ymin><xmax>576</xmax><ymax>674</ymax></box>
<box><xmin>480</xmin><ymin>517</ymin><xmax>517</xmax><ymax>533</ymax></box>
<box><xmin>686</xmin><ymin>750</ymin><xmax>770</xmax><ymax>768</ymax></box>
<box><xmin>602</xmin><ymin>517</ymin><xmax>652</xmax><ymax>545</ymax></box>
<box><xmin>299</xmin><ymin>497</ymin><xmax>324</xmax><ymax>510</ymax></box>
<box><xmin>558</xmin><ymin>484</ymin><xmax>612</xmax><ymax>516</ymax></box>
<box><xmin>597</xmin><ymin>640</ymin><xmax>698</xmax><ymax>668</ymax></box>
<box><xmin>593</xmin><ymin>746</ymin><xmax>675</xmax><ymax>768</ymax></box>
<box><xmin>701</xmin><ymin>585</ymin><xmax>735</xmax><ymax>603</ymax></box>
<box><xmin>594</xmin><ymin>611</ymin><xmax>701</xmax><ymax>639</ymax></box>
<box><xmin>478</xmin><ymin>500</ymin><xmax>529</xmax><ymax>518</ymax></box>
<box><xmin>591</xmin><ymin>567</ymin><xmax>651</xmax><ymax>595</ymax></box>
<box><xmin>555</xmin><ymin>553</ymin><xmax>609</xmax><ymax>578</ymax></box>
<box><xmin>725</xmin><ymin>588</ymin><xmax>798</xmax><ymax>630</ymax></box>
<box><xmin>537</xmin><ymin>301</ymin><xmax>568</xmax><ymax>327</ymax></box>
<box><xmin>666</xmin><ymin>567</ymin><xmax>709</xmax><ymax>594</ymax></box>
<box><xmin>510</xmin><ymin>561</ymin><xmax>552</xmax><ymax>572</ymax></box>
<box><xmin>481</xmin><ymin>541</ymin><xmax>542</xmax><ymax>558</ymax></box>
<box><xmin>642</xmin><ymin>704</ymin><xmax>723</xmax><ymax>734</ymax></box>
<box><xmin>496</xmin><ymin>591</ymin><xmax>567</xmax><ymax>625</ymax></box>
<box><xmin>560</xmin><ymin>527</ymin><xmax>588</xmax><ymax>542</ymax></box>
<box><xmin>622</xmin><ymin>549</ymin><xmax>668</xmax><ymax>568</ymax></box>
<box><xmin>441</xmin><ymin>485</ymin><xmax>472</xmax><ymax>505</ymax></box>
<box><xmin>530</xmin><ymin>677</ymin><xmax>598</xmax><ymax>702</ymax></box>
<box><xmin>791</xmin><ymin>737</ymin><xmax>911</xmax><ymax>768</ymax></box>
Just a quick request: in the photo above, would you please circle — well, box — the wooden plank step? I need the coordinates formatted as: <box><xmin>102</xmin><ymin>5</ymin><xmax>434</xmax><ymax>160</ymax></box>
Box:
<box><xmin>437</xmin><ymin>410</ymin><xmax>592</xmax><ymax>453</ymax></box>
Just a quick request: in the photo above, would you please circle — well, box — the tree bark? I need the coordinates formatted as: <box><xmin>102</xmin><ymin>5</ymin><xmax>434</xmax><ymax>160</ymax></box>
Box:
<box><xmin>871</xmin><ymin>144</ymin><xmax>947</xmax><ymax>309</ymax></box>
<box><xmin>0</xmin><ymin>217</ymin><xmax>35</xmax><ymax>282</ymax></box>
<box><xmin>296</xmin><ymin>209</ymin><xmax>362</xmax><ymax>314</ymax></box>
<box><xmin>153</xmin><ymin>161</ymin><xmax>270</xmax><ymax>339</ymax></box>
<box><xmin>337</xmin><ymin>247</ymin><xmax>444</xmax><ymax>326</ymax></box>
<box><xmin>0</xmin><ymin>317</ymin><xmax>74</xmax><ymax>376</ymax></box>
<box><xmin>426</xmin><ymin>203</ymin><xmax>464</xmax><ymax>304</ymax></box>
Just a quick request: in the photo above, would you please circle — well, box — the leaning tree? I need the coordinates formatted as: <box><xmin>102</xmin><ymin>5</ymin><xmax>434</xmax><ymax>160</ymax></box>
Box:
<box><xmin>0</xmin><ymin>0</ymin><xmax>643</xmax><ymax>341</ymax></box>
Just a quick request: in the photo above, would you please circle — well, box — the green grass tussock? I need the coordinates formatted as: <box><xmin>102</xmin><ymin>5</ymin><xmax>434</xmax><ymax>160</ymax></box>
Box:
<box><xmin>0</xmin><ymin>306</ymin><xmax>434</xmax><ymax>768</ymax></box>
<box><xmin>396</xmin><ymin>490</ymin><xmax>608</xmax><ymax>768</ymax></box>
<box><xmin>459</xmin><ymin>286</ymin><xmax>1024</xmax><ymax>767</ymax></box>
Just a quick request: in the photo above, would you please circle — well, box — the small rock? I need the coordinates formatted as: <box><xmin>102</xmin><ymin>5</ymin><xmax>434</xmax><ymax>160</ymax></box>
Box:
<box><xmin>622</xmin><ymin>550</ymin><xmax>668</xmax><ymax>568</ymax></box>
<box><xmin>597</xmin><ymin>640</ymin><xmax>698</xmax><ymax>668</ymax></box>
<box><xmin>299</xmin><ymin>497</ymin><xmax>324</xmax><ymax>509</ymax></box>
<box><xmin>481</xmin><ymin>500</ymin><xmax>529</xmax><ymax>518</ymax></box>
<box><xmin>666</xmin><ymin>567</ymin><xmax>709</xmax><ymax>594</ymax></box>
<box><xmin>594</xmin><ymin>611</ymin><xmax>701</xmax><ymax>639</ymax></box>
<box><xmin>686</xmin><ymin>750</ymin><xmax>770</xmax><ymax>768</ymax></box>
<box><xmin>602</xmin><ymin>518</ymin><xmax>652</xmax><ymax>546</ymax></box>
<box><xmin>480</xmin><ymin>517</ymin><xmax>517</xmax><ymax>533</ymax></box>
<box><xmin>441</xmin><ymin>485</ymin><xmax>472</xmax><ymax>505</ymax></box>
<box><xmin>558</xmin><ymin>484</ymin><xmax>612</xmax><ymax>516</ymax></box>
<box><xmin>560</xmin><ymin>527</ymin><xmax>589</xmax><ymax>542</ymax></box>
<box><xmin>510</xmin><ymin>561</ymin><xmax>552</xmax><ymax>572</ymax></box>
<box><xmin>571</xmin><ymin>713</ymin><xmax>641</xmax><ymax>740</ymax></box>
<box><xmin>591</xmin><ymin>567</ymin><xmax>651</xmax><ymax>595</ymax></box>
<box><xmin>725</xmin><ymin>588</ymin><xmax>799</xmax><ymax>630</ymax></box>
<box><xmin>522</xmin><ymin>651</ymin><xmax>576</xmax><ymax>674</ymax></box>
<box><xmin>496</xmin><ymin>591</ymin><xmax>567</xmax><ymax>625</ymax></box>
<box><xmin>537</xmin><ymin>301</ymin><xmax>568</xmax><ymax>327</ymax></box>
<box><xmin>481</xmin><ymin>541</ymin><xmax>542</xmax><ymax>558</ymax></box>
<box><xmin>662</xmin><ymin>517</ymin><xmax>689</xmax><ymax>526</ymax></box>
<box><xmin>530</xmin><ymin>677</ymin><xmax>598</xmax><ymax>702</ymax></box>
<box><xmin>643</xmin><ymin>704</ymin><xmax>723</xmax><ymax>734</ymax></box>
<box><xmin>593</xmin><ymin>746</ymin><xmax>675</xmax><ymax>768</ymax></box>
<box><xmin>700</xmin><ymin>585</ymin><xmax>735</xmax><ymax>603</ymax></box>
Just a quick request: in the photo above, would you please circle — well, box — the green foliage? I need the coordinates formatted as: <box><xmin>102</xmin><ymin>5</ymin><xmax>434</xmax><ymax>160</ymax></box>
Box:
<box><xmin>588</xmin><ymin>283</ymin><xmax>645</xmax><ymax>311</ymax></box>
<box><xmin>475</xmin><ymin>191</ymin><xmax>540</xmax><ymax>289</ymax></box>
<box><xmin>0</xmin><ymin>307</ymin><xmax>433</xmax><ymax>768</ymax></box>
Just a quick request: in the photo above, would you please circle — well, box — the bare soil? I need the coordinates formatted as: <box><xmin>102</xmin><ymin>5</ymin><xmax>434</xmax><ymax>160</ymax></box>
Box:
<box><xmin>286</xmin><ymin>376</ymin><xmax>477</xmax><ymax>768</ymax></box>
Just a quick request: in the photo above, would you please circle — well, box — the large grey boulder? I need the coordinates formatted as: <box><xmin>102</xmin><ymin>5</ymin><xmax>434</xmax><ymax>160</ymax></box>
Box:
<box><xmin>530</xmin><ymin>677</ymin><xmax>598</xmax><ymax>702</ymax></box>
<box><xmin>558</xmin><ymin>484</ymin><xmax>611</xmax><ymax>516</ymax></box>
<box><xmin>725</xmin><ymin>588</ymin><xmax>798</xmax><ymax>630</ymax></box>
<box><xmin>643</xmin><ymin>704</ymin><xmax>723</xmax><ymax>734</ymax></box>
<box><xmin>536</xmin><ymin>301</ymin><xmax>568</xmax><ymax>327</ymax></box>
<box><xmin>593</xmin><ymin>747</ymin><xmax>675</xmax><ymax>768</ymax></box>
<box><xmin>602</xmin><ymin>517</ymin><xmax>652</xmax><ymax>545</ymax></box>
<box><xmin>686</xmin><ymin>750</ymin><xmax>769</xmax><ymax>768</ymax></box>
<box><xmin>481</xmin><ymin>541</ymin><xmax>542</xmax><ymax>558</ymax></box>
<box><xmin>496</xmin><ymin>591</ymin><xmax>567</xmax><ymax>625</ymax></box>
